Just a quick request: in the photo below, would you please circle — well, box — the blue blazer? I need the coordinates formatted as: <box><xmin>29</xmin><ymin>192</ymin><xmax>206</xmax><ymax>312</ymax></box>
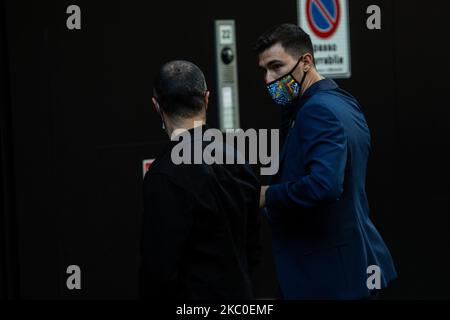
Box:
<box><xmin>265</xmin><ymin>79</ymin><xmax>397</xmax><ymax>299</ymax></box>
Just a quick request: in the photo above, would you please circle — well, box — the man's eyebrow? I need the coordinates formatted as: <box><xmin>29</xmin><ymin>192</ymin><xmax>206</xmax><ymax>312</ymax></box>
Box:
<box><xmin>259</xmin><ymin>59</ymin><xmax>283</xmax><ymax>70</ymax></box>
<box><xmin>267</xmin><ymin>60</ymin><xmax>283</xmax><ymax>68</ymax></box>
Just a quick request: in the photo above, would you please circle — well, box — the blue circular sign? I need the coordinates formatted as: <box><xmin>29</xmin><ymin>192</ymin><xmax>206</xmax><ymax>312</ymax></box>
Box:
<box><xmin>307</xmin><ymin>0</ymin><xmax>341</xmax><ymax>38</ymax></box>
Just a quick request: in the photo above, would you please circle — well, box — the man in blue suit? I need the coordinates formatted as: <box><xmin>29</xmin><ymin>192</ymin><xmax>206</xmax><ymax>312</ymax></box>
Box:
<box><xmin>256</xmin><ymin>24</ymin><xmax>397</xmax><ymax>299</ymax></box>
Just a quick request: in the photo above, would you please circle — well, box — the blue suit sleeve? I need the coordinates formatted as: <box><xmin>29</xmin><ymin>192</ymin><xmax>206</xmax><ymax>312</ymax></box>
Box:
<box><xmin>265</xmin><ymin>103</ymin><xmax>347</xmax><ymax>212</ymax></box>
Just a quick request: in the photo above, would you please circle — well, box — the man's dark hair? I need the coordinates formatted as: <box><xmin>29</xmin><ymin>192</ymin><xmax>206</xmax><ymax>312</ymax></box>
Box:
<box><xmin>255</xmin><ymin>24</ymin><xmax>315</xmax><ymax>62</ymax></box>
<box><xmin>153</xmin><ymin>60</ymin><xmax>207</xmax><ymax>119</ymax></box>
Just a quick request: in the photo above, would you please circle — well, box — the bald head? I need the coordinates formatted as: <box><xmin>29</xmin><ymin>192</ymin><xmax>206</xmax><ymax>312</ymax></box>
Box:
<box><xmin>153</xmin><ymin>60</ymin><xmax>208</xmax><ymax>119</ymax></box>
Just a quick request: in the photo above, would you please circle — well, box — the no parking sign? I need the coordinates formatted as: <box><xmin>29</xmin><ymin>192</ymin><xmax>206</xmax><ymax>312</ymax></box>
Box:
<box><xmin>298</xmin><ymin>0</ymin><xmax>351</xmax><ymax>78</ymax></box>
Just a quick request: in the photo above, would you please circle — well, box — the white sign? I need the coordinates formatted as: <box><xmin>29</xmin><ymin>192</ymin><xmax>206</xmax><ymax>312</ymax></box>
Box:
<box><xmin>298</xmin><ymin>0</ymin><xmax>351</xmax><ymax>78</ymax></box>
<box><xmin>219</xmin><ymin>25</ymin><xmax>234</xmax><ymax>45</ymax></box>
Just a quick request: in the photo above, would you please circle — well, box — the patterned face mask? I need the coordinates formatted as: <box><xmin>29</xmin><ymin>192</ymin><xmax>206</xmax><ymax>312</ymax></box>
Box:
<box><xmin>266</xmin><ymin>57</ymin><xmax>307</xmax><ymax>107</ymax></box>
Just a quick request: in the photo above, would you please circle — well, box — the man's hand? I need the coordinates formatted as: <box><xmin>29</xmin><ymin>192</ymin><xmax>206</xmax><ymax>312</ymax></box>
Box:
<box><xmin>260</xmin><ymin>186</ymin><xmax>269</xmax><ymax>209</ymax></box>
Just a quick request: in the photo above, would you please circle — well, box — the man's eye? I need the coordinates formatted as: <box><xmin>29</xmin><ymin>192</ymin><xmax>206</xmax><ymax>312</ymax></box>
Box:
<box><xmin>273</xmin><ymin>64</ymin><xmax>282</xmax><ymax>70</ymax></box>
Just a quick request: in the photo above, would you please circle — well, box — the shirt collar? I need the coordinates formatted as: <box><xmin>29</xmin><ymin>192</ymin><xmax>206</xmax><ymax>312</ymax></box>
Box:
<box><xmin>301</xmin><ymin>78</ymin><xmax>338</xmax><ymax>102</ymax></box>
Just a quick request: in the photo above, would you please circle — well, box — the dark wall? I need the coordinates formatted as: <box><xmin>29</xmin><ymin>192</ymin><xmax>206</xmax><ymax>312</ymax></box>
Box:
<box><xmin>1</xmin><ymin>0</ymin><xmax>449</xmax><ymax>299</ymax></box>
<box><xmin>0</xmin><ymin>0</ymin><xmax>19</xmax><ymax>300</ymax></box>
<box><xmin>388</xmin><ymin>1</ymin><xmax>450</xmax><ymax>299</ymax></box>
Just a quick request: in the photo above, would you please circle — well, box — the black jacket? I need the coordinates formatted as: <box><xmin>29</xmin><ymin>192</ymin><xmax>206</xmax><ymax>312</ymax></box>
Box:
<box><xmin>140</xmin><ymin>125</ymin><xmax>261</xmax><ymax>300</ymax></box>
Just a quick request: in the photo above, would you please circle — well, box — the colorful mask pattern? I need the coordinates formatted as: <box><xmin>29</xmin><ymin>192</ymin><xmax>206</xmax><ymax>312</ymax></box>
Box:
<box><xmin>267</xmin><ymin>74</ymin><xmax>301</xmax><ymax>107</ymax></box>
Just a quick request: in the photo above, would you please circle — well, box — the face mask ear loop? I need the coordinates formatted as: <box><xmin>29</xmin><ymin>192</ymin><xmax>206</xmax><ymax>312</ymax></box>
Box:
<box><xmin>291</xmin><ymin>56</ymin><xmax>303</xmax><ymax>73</ymax></box>
<box><xmin>298</xmin><ymin>69</ymin><xmax>308</xmax><ymax>95</ymax></box>
<box><xmin>161</xmin><ymin>116</ymin><xmax>166</xmax><ymax>130</ymax></box>
<box><xmin>155</xmin><ymin>98</ymin><xmax>166</xmax><ymax>131</ymax></box>
<box><xmin>286</xmin><ymin>67</ymin><xmax>309</xmax><ymax>109</ymax></box>
<box><xmin>160</xmin><ymin>112</ymin><xmax>166</xmax><ymax>130</ymax></box>
<box><xmin>290</xmin><ymin>55</ymin><xmax>306</xmax><ymax>83</ymax></box>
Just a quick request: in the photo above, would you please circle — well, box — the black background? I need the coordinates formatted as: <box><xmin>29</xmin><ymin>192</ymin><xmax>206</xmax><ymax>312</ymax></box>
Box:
<box><xmin>1</xmin><ymin>0</ymin><xmax>449</xmax><ymax>299</ymax></box>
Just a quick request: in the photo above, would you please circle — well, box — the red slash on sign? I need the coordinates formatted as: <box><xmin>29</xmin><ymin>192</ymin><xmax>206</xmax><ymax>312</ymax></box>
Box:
<box><xmin>306</xmin><ymin>0</ymin><xmax>341</xmax><ymax>39</ymax></box>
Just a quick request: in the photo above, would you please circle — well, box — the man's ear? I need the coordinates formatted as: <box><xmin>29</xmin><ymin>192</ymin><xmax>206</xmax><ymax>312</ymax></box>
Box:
<box><xmin>302</xmin><ymin>53</ymin><xmax>314</xmax><ymax>72</ymax></box>
<box><xmin>204</xmin><ymin>91</ymin><xmax>210</xmax><ymax>112</ymax></box>
<box><xmin>152</xmin><ymin>97</ymin><xmax>160</xmax><ymax>114</ymax></box>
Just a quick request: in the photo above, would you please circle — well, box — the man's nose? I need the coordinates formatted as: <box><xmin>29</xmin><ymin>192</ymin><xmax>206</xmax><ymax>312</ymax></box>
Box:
<box><xmin>265</xmin><ymin>73</ymin><xmax>276</xmax><ymax>84</ymax></box>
